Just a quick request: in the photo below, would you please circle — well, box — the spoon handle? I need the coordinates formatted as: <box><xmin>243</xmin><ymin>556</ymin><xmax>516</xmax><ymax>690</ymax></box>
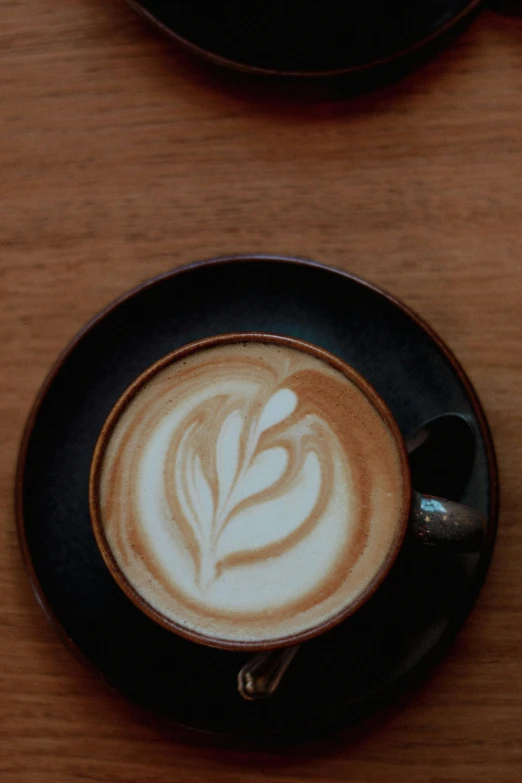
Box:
<box><xmin>237</xmin><ymin>645</ymin><xmax>300</xmax><ymax>700</ymax></box>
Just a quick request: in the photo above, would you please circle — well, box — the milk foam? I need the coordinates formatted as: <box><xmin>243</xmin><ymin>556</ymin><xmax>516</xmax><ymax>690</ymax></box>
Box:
<box><xmin>97</xmin><ymin>340</ymin><xmax>406</xmax><ymax>645</ymax></box>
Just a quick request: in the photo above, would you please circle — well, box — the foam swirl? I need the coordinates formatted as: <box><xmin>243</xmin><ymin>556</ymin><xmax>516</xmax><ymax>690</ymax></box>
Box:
<box><xmin>97</xmin><ymin>340</ymin><xmax>406</xmax><ymax>644</ymax></box>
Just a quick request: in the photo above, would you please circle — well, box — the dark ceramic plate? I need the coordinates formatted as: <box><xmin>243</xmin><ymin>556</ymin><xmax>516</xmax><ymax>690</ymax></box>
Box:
<box><xmin>125</xmin><ymin>0</ymin><xmax>484</xmax><ymax>78</ymax></box>
<box><xmin>17</xmin><ymin>256</ymin><xmax>497</xmax><ymax>738</ymax></box>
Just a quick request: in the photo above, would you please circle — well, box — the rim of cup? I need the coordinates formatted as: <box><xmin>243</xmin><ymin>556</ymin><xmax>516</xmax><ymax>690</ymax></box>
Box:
<box><xmin>89</xmin><ymin>332</ymin><xmax>411</xmax><ymax>651</ymax></box>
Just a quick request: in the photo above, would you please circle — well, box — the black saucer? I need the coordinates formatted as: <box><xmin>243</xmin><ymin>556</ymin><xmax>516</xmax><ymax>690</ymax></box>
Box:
<box><xmin>125</xmin><ymin>0</ymin><xmax>484</xmax><ymax>79</ymax></box>
<box><xmin>17</xmin><ymin>256</ymin><xmax>497</xmax><ymax>737</ymax></box>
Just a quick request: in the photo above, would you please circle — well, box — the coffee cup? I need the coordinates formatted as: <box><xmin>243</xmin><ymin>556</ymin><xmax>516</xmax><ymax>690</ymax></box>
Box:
<box><xmin>89</xmin><ymin>333</ymin><xmax>486</xmax><ymax>665</ymax></box>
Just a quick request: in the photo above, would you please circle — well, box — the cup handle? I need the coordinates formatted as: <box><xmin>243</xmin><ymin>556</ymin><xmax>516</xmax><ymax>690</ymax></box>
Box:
<box><xmin>409</xmin><ymin>491</ymin><xmax>487</xmax><ymax>552</ymax></box>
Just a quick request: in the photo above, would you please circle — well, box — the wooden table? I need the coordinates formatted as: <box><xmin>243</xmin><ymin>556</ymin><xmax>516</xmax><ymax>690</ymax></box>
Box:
<box><xmin>2</xmin><ymin>2</ymin><xmax>521</xmax><ymax>780</ymax></box>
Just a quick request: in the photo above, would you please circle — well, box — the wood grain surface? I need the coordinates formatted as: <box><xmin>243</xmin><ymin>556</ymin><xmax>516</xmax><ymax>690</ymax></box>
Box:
<box><xmin>1</xmin><ymin>2</ymin><xmax>521</xmax><ymax>781</ymax></box>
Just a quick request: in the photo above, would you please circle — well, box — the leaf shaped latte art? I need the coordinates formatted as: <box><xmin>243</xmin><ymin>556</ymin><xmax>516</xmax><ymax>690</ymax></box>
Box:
<box><xmin>169</xmin><ymin>386</ymin><xmax>331</xmax><ymax>591</ymax></box>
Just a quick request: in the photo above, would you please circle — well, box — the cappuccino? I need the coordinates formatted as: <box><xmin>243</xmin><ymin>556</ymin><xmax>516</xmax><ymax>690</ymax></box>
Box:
<box><xmin>91</xmin><ymin>336</ymin><xmax>408</xmax><ymax>648</ymax></box>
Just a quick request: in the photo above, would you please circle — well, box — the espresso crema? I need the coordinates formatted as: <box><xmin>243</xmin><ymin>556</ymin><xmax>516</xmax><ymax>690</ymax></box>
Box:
<box><xmin>94</xmin><ymin>338</ymin><xmax>407</xmax><ymax>646</ymax></box>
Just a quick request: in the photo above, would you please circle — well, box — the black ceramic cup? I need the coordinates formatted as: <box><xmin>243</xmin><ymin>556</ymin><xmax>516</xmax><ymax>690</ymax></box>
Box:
<box><xmin>89</xmin><ymin>333</ymin><xmax>486</xmax><ymax>698</ymax></box>
<box><xmin>126</xmin><ymin>0</ymin><xmax>483</xmax><ymax>78</ymax></box>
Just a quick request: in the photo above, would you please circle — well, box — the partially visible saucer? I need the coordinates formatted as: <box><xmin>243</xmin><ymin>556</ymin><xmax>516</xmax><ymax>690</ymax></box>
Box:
<box><xmin>125</xmin><ymin>0</ymin><xmax>484</xmax><ymax>80</ymax></box>
<box><xmin>16</xmin><ymin>256</ymin><xmax>497</xmax><ymax>737</ymax></box>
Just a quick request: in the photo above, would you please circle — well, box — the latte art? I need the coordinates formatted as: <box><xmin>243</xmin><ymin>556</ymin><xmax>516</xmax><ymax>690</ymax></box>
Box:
<box><xmin>94</xmin><ymin>339</ymin><xmax>407</xmax><ymax>646</ymax></box>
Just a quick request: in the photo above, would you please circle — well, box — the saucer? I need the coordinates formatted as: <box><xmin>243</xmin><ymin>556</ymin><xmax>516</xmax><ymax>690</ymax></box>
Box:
<box><xmin>17</xmin><ymin>256</ymin><xmax>497</xmax><ymax>737</ymax></box>
<box><xmin>126</xmin><ymin>0</ymin><xmax>483</xmax><ymax>79</ymax></box>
